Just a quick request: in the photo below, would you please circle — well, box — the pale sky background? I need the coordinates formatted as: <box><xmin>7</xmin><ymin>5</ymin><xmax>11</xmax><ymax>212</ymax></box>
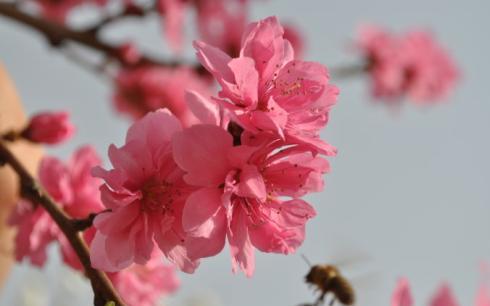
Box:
<box><xmin>0</xmin><ymin>0</ymin><xmax>489</xmax><ymax>306</ymax></box>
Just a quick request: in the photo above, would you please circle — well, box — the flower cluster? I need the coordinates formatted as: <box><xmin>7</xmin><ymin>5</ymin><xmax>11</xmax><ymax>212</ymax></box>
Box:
<box><xmin>8</xmin><ymin>146</ymin><xmax>180</xmax><ymax>306</ymax></box>
<box><xmin>91</xmin><ymin>16</ymin><xmax>337</xmax><ymax>276</ymax></box>
<box><xmin>358</xmin><ymin>25</ymin><xmax>459</xmax><ymax>103</ymax></box>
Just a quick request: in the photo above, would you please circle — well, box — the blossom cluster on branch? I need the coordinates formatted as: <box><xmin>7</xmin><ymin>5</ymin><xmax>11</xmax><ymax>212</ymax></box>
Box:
<box><xmin>91</xmin><ymin>16</ymin><xmax>337</xmax><ymax>277</ymax></box>
<box><xmin>0</xmin><ymin>0</ymin><xmax>465</xmax><ymax>305</ymax></box>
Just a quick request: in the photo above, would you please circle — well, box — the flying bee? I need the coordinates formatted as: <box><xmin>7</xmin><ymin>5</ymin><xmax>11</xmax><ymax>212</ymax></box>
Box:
<box><xmin>301</xmin><ymin>255</ymin><xmax>355</xmax><ymax>306</ymax></box>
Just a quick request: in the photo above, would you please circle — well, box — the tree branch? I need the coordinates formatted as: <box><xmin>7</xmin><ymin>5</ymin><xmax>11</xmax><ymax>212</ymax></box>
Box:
<box><xmin>71</xmin><ymin>210</ymin><xmax>109</xmax><ymax>232</ymax></box>
<box><xmin>0</xmin><ymin>140</ymin><xmax>126</xmax><ymax>306</ymax></box>
<box><xmin>329</xmin><ymin>62</ymin><xmax>369</xmax><ymax>80</ymax></box>
<box><xmin>0</xmin><ymin>1</ymin><xmax>176</xmax><ymax>68</ymax></box>
<box><xmin>84</xmin><ymin>3</ymin><xmax>155</xmax><ymax>34</ymax></box>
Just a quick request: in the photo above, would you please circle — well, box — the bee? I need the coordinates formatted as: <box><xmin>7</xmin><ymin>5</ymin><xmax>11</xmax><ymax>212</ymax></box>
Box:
<box><xmin>301</xmin><ymin>255</ymin><xmax>356</xmax><ymax>306</ymax></box>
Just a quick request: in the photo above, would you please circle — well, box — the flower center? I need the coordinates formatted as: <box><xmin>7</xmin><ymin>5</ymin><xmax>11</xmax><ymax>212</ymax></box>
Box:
<box><xmin>141</xmin><ymin>180</ymin><xmax>177</xmax><ymax>213</ymax></box>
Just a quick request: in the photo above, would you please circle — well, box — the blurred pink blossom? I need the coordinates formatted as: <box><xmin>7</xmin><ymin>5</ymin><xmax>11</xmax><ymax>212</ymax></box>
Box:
<box><xmin>358</xmin><ymin>25</ymin><xmax>459</xmax><ymax>103</ymax></box>
<box><xmin>172</xmin><ymin>125</ymin><xmax>324</xmax><ymax>276</ymax></box>
<box><xmin>194</xmin><ymin>16</ymin><xmax>338</xmax><ymax>155</ymax></box>
<box><xmin>392</xmin><ymin>278</ymin><xmax>413</xmax><ymax>306</ymax></box>
<box><xmin>31</xmin><ymin>0</ymin><xmax>107</xmax><ymax>23</ymax></box>
<box><xmin>8</xmin><ymin>199</ymin><xmax>59</xmax><ymax>266</ymax></box>
<box><xmin>430</xmin><ymin>284</ymin><xmax>459</xmax><ymax>306</ymax></box>
<box><xmin>401</xmin><ymin>31</ymin><xmax>459</xmax><ymax>102</ymax></box>
<box><xmin>109</xmin><ymin>253</ymin><xmax>180</xmax><ymax>306</ymax></box>
<box><xmin>112</xmin><ymin>66</ymin><xmax>211</xmax><ymax>126</ymax></box>
<box><xmin>90</xmin><ymin>110</ymin><xmax>199</xmax><ymax>273</ymax></box>
<box><xmin>24</xmin><ymin>111</ymin><xmax>75</xmax><ymax>145</ymax></box>
<box><xmin>9</xmin><ymin>146</ymin><xmax>102</xmax><ymax>267</ymax></box>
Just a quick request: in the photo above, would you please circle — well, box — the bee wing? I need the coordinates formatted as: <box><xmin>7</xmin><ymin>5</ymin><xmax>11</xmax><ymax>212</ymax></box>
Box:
<box><xmin>327</xmin><ymin>243</ymin><xmax>373</xmax><ymax>271</ymax></box>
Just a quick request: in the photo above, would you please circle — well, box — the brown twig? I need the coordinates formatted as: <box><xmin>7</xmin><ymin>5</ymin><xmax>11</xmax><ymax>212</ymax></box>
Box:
<box><xmin>329</xmin><ymin>62</ymin><xmax>369</xmax><ymax>80</ymax></box>
<box><xmin>71</xmin><ymin>210</ymin><xmax>109</xmax><ymax>232</ymax></box>
<box><xmin>0</xmin><ymin>1</ymin><xmax>177</xmax><ymax>68</ymax></box>
<box><xmin>84</xmin><ymin>3</ymin><xmax>155</xmax><ymax>34</ymax></box>
<box><xmin>0</xmin><ymin>141</ymin><xmax>126</xmax><ymax>306</ymax></box>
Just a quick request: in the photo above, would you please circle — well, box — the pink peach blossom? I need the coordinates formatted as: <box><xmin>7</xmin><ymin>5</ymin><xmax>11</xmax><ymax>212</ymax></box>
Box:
<box><xmin>9</xmin><ymin>146</ymin><xmax>103</xmax><ymax>267</ymax></box>
<box><xmin>392</xmin><ymin>278</ymin><xmax>413</xmax><ymax>306</ymax></box>
<box><xmin>357</xmin><ymin>25</ymin><xmax>459</xmax><ymax>103</ymax></box>
<box><xmin>8</xmin><ymin>200</ymin><xmax>59</xmax><ymax>266</ymax></box>
<box><xmin>194</xmin><ymin>16</ymin><xmax>338</xmax><ymax>155</ymax></box>
<box><xmin>430</xmin><ymin>284</ymin><xmax>459</xmax><ymax>306</ymax></box>
<box><xmin>90</xmin><ymin>110</ymin><xmax>198</xmax><ymax>273</ymax></box>
<box><xmin>112</xmin><ymin>66</ymin><xmax>211</xmax><ymax>126</ymax></box>
<box><xmin>400</xmin><ymin>31</ymin><xmax>459</xmax><ymax>102</ymax></box>
<box><xmin>109</xmin><ymin>253</ymin><xmax>180</xmax><ymax>306</ymax></box>
<box><xmin>357</xmin><ymin>25</ymin><xmax>407</xmax><ymax>99</ymax></box>
<box><xmin>173</xmin><ymin>125</ymin><xmax>325</xmax><ymax>276</ymax></box>
<box><xmin>24</xmin><ymin>111</ymin><xmax>75</xmax><ymax>145</ymax></box>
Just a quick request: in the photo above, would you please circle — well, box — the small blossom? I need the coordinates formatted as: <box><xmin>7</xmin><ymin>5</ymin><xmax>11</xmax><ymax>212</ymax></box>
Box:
<box><xmin>357</xmin><ymin>25</ymin><xmax>459</xmax><ymax>103</ymax></box>
<box><xmin>392</xmin><ymin>278</ymin><xmax>413</xmax><ymax>306</ymax></box>
<box><xmin>430</xmin><ymin>284</ymin><xmax>459</xmax><ymax>306</ymax></box>
<box><xmin>90</xmin><ymin>110</ymin><xmax>199</xmax><ymax>273</ymax></box>
<box><xmin>112</xmin><ymin>66</ymin><xmax>211</xmax><ymax>126</ymax></box>
<box><xmin>24</xmin><ymin>111</ymin><xmax>75</xmax><ymax>145</ymax></box>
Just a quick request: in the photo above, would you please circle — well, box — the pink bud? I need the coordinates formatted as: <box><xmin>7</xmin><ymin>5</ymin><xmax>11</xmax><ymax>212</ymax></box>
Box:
<box><xmin>24</xmin><ymin>111</ymin><xmax>75</xmax><ymax>145</ymax></box>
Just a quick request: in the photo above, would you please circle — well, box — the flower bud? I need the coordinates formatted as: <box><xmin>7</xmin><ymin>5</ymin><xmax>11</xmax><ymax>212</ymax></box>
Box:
<box><xmin>24</xmin><ymin>111</ymin><xmax>75</xmax><ymax>145</ymax></box>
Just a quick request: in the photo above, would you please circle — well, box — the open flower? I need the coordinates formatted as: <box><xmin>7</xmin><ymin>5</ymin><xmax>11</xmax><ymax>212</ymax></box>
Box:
<box><xmin>173</xmin><ymin>125</ymin><xmax>325</xmax><ymax>276</ymax></box>
<box><xmin>90</xmin><ymin>110</ymin><xmax>198</xmax><ymax>273</ymax></box>
<box><xmin>194</xmin><ymin>16</ymin><xmax>338</xmax><ymax>155</ymax></box>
